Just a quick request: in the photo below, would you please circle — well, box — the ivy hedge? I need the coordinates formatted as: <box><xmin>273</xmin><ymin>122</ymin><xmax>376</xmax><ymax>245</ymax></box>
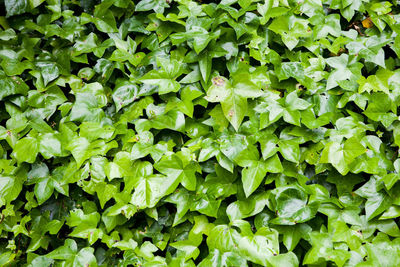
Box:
<box><xmin>1</xmin><ymin>0</ymin><xmax>400</xmax><ymax>266</ymax></box>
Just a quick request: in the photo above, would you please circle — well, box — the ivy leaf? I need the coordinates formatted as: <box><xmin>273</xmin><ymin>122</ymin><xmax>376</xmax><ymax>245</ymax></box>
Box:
<box><xmin>242</xmin><ymin>155</ymin><xmax>283</xmax><ymax>197</ymax></box>
<box><xmin>140</xmin><ymin>58</ymin><xmax>183</xmax><ymax>94</ymax></box>
<box><xmin>206</xmin><ymin>76</ymin><xmax>262</xmax><ymax>131</ymax></box>
<box><xmin>135</xmin><ymin>0</ymin><xmax>169</xmax><ymax>13</ymax></box>
<box><xmin>12</xmin><ymin>137</ymin><xmax>39</xmax><ymax>163</ymax></box>
<box><xmin>165</xmin><ymin>188</ymin><xmax>192</xmax><ymax>226</ymax></box>
<box><xmin>198</xmin><ymin>249</ymin><xmax>247</xmax><ymax>267</ymax></box>
<box><xmin>268</xmin><ymin>15</ymin><xmax>311</xmax><ymax>50</ymax></box>
<box><xmin>272</xmin><ymin>186</ymin><xmax>319</xmax><ymax>225</ymax></box>
<box><xmin>279</xmin><ymin>140</ymin><xmax>300</xmax><ymax>163</ymax></box>
<box><xmin>358</xmin><ymin>68</ymin><xmax>392</xmax><ymax>94</ymax></box>
<box><xmin>154</xmin><ymin>153</ymin><xmax>201</xmax><ymax>191</ymax></box>
<box><xmin>0</xmin><ymin>73</ymin><xmax>29</xmax><ymax>100</ymax></box>
<box><xmin>325</xmin><ymin>54</ymin><xmax>362</xmax><ymax>90</ymax></box>
<box><xmin>303</xmin><ymin>232</ymin><xmax>351</xmax><ymax>266</ymax></box>
<box><xmin>46</xmin><ymin>239</ymin><xmax>78</xmax><ymax>260</ymax></box>
<box><xmin>363</xmin><ymin>93</ymin><xmax>397</xmax><ymax>128</ymax></box>
<box><xmin>320</xmin><ymin>137</ymin><xmax>366</xmax><ymax>175</ymax></box>
<box><xmin>0</xmin><ymin>171</ymin><xmax>25</xmax><ymax>203</ymax></box>
<box><xmin>362</xmin><ymin>233</ymin><xmax>400</xmax><ymax>266</ymax></box>
<box><xmin>346</xmin><ymin>36</ymin><xmax>390</xmax><ymax>68</ymax></box>
<box><xmin>355</xmin><ymin>178</ymin><xmax>392</xmax><ymax>220</ymax></box>
<box><xmin>5</xmin><ymin>0</ymin><xmax>29</xmax><ymax>17</ymax></box>
<box><xmin>69</xmin><ymin>93</ymin><xmax>106</xmax><ymax>122</ymax></box>
<box><xmin>242</xmin><ymin>160</ymin><xmax>268</xmax><ymax>198</ymax></box>
<box><xmin>130</xmin><ymin>174</ymin><xmax>180</xmax><ymax>209</ymax></box>
<box><xmin>112</xmin><ymin>81</ymin><xmax>139</xmax><ymax>111</ymax></box>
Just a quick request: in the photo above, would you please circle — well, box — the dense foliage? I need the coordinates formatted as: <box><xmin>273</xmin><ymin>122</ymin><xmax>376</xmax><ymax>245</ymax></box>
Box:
<box><xmin>1</xmin><ymin>0</ymin><xmax>400</xmax><ymax>266</ymax></box>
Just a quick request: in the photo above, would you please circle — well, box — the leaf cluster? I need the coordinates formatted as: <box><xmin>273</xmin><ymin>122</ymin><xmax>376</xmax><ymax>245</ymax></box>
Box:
<box><xmin>1</xmin><ymin>0</ymin><xmax>400</xmax><ymax>266</ymax></box>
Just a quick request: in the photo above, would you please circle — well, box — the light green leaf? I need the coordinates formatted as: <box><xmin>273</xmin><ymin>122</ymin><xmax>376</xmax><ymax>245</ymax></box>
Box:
<box><xmin>320</xmin><ymin>137</ymin><xmax>366</xmax><ymax>175</ymax></box>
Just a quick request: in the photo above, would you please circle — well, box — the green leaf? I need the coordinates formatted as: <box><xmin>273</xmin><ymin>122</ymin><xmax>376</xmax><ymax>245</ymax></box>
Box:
<box><xmin>38</xmin><ymin>133</ymin><xmax>63</xmax><ymax>159</ymax></box>
<box><xmin>279</xmin><ymin>224</ymin><xmax>312</xmax><ymax>251</ymax></box>
<box><xmin>140</xmin><ymin>58</ymin><xmax>183</xmax><ymax>94</ymax></box>
<box><xmin>140</xmin><ymin>71</ymin><xmax>180</xmax><ymax>95</ymax></box>
<box><xmin>198</xmin><ymin>249</ymin><xmax>247</xmax><ymax>267</ymax></box>
<box><xmin>0</xmin><ymin>74</ymin><xmax>29</xmax><ymax>100</ymax></box>
<box><xmin>268</xmin><ymin>15</ymin><xmax>311</xmax><ymax>50</ymax></box>
<box><xmin>227</xmin><ymin>192</ymin><xmax>269</xmax><ymax>221</ymax></box>
<box><xmin>272</xmin><ymin>186</ymin><xmax>318</xmax><ymax>225</ymax></box>
<box><xmin>242</xmin><ymin>160</ymin><xmax>268</xmax><ymax>198</ymax></box>
<box><xmin>325</xmin><ymin>54</ymin><xmax>362</xmax><ymax>90</ymax></box>
<box><xmin>130</xmin><ymin>174</ymin><xmax>180</xmax><ymax>209</ymax></box>
<box><xmin>362</xmin><ymin>233</ymin><xmax>400</xmax><ymax>266</ymax></box>
<box><xmin>303</xmin><ymin>232</ymin><xmax>351</xmax><ymax>266</ymax></box>
<box><xmin>5</xmin><ymin>0</ymin><xmax>28</xmax><ymax>17</ymax></box>
<box><xmin>0</xmin><ymin>172</ymin><xmax>25</xmax><ymax>203</ymax></box>
<box><xmin>320</xmin><ymin>137</ymin><xmax>366</xmax><ymax>175</ymax></box>
<box><xmin>73</xmin><ymin>247</ymin><xmax>98</xmax><ymax>267</ymax></box>
<box><xmin>112</xmin><ymin>81</ymin><xmax>139</xmax><ymax>111</ymax></box>
<box><xmin>12</xmin><ymin>137</ymin><xmax>39</xmax><ymax>163</ymax></box>
<box><xmin>34</xmin><ymin>176</ymin><xmax>54</xmax><ymax>205</ymax></box>
<box><xmin>67</xmin><ymin>137</ymin><xmax>117</xmax><ymax>168</ymax></box>
<box><xmin>364</xmin><ymin>92</ymin><xmax>397</xmax><ymax>128</ymax></box>
<box><xmin>206</xmin><ymin>76</ymin><xmax>262</xmax><ymax>130</ymax></box>
<box><xmin>69</xmin><ymin>93</ymin><xmax>106</xmax><ymax>122</ymax></box>
<box><xmin>207</xmin><ymin>222</ymin><xmax>283</xmax><ymax>266</ymax></box>
<box><xmin>113</xmin><ymin>239</ymin><xmax>138</xmax><ymax>251</ymax></box>
<box><xmin>46</xmin><ymin>239</ymin><xmax>77</xmax><ymax>260</ymax></box>
<box><xmin>355</xmin><ymin>178</ymin><xmax>392</xmax><ymax>220</ymax></box>
<box><xmin>154</xmin><ymin>153</ymin><xmax>200</xmax><ymax>191</ymax></box>
<box><xmin>279</xmin><ymin>140</ymin><xmax>300</xmax><ymax>163</ymax></box>
<box><xmin>135</xmin><ymin>0</ymin><xmax>169</xmax><ymax>13</ymax></box>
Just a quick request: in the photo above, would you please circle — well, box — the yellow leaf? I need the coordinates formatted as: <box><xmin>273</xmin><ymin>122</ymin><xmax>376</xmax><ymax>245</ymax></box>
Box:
<box><xmin>362</xmin><ymin>17</ymin><xmax>374</xmax><ymax>28</ymax></box>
